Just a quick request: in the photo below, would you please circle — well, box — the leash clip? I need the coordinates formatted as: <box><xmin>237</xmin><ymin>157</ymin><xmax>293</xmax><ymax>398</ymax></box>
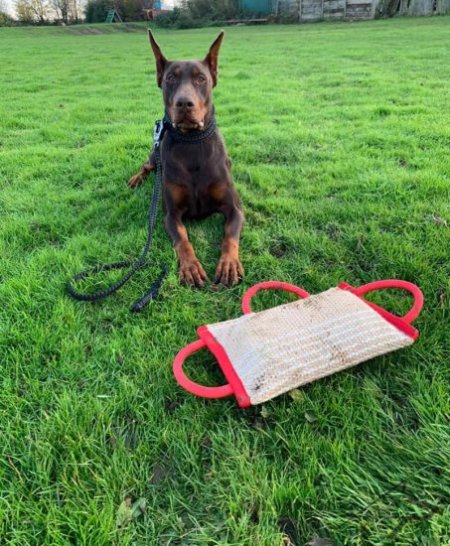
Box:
<box><xmin>153</xmin><ymin>119</ymin><xmax>164</xmax><ymax>148</ymax></box>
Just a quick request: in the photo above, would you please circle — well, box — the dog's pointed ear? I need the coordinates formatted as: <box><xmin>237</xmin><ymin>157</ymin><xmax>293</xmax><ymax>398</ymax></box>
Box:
<box><xmin>148</xmin><ymin>29</ymin><xmax>168</xmax><ymax>88</ymax></box>
<box><xmin>203</xmin><ymin>31</ymin><xmax>224</xmax><ymax>87</ymax></box>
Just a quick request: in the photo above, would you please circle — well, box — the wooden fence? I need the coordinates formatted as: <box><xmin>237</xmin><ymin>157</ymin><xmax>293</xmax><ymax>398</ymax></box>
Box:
<box><xmin>275</xmin><ymin>0</ymin><xmax>450</xmax><ymax>20</ymax></box>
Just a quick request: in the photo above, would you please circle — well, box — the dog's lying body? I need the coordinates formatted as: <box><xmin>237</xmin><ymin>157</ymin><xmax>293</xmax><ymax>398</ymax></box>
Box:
<box><xmin>128</xmin><ymin>31</ymin><xmax>244</xmax><ymax>287</ymax></box>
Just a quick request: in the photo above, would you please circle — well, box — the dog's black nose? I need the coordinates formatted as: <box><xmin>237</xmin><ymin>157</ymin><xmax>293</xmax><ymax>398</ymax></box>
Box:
<box><xmin>176</xmin><ymin>97</ymin><xmax>194</xmax><ymax>110</ymax></box>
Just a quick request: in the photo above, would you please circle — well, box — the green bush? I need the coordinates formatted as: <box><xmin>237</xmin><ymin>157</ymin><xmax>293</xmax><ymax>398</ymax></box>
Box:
<box><xmin>84</xmin><ymin>0</ymin><xmax>146</xmax><ymax>22</ymax></box>
<box><xmin>120</xmin><ymin>0</ymin><xmax>147</xmax><ymax>21</ymax></box>
<box><xmin>154</xmin><ymin>7</ymin><xmax>208</xmax><ymax>28</ymax></box>
<box><xmin>155</xmin><ymin>0</ymin><xmax>240</xmax><ymax>29</ymax></box>
<box><xmin>0</xmin><ymin>10</ymin><xmax>15</xmax><ymax>26</ymax></box>
<box><xmin>84</xmin><ymin>0</ymin><xmax>113</xmax><ymax>23</ymax></box>
<box><xmin>186</xmin><ymin>0</ymin><xmax>240</xmax><ymax>20</ymax></box>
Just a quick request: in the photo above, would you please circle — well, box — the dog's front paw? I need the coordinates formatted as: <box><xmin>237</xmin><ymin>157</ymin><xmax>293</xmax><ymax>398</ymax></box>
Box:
<box><xmin>180</xmin><ymin>259</ymin><xmax>208</xmax><ymax>288</ymax></box>
<box><xmin>128</xmin><ymin>173</ymin><xmax>145</xmax><ymax>189</ymax></box>
<box><xmin>127</xmin><ymin>163</ymin><xmax>155</xmax><ymax>189</ymax></box>
<box><xmin>214</xmin><ymin>255</ymin><xmax>244</xmax><ymax>287</ymax></box>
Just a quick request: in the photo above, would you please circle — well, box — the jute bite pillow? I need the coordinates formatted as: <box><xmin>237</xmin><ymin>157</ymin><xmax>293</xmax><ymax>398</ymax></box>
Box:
<box><xmin>173</xmin><ymin>280</ymin><xmax>424</xmax><ymax>408</ymax></box>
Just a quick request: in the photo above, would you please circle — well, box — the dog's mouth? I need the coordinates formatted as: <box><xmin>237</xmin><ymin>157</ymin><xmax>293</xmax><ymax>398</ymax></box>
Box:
<box><xmin>169</xmin><ymin>105</ymin><xmax>206</xmax><ymax>132</ymax></box>
<box><xmin>172</xmin><ymin>116</ymin><xmax>205</xmax><ymax>132</ymax></box>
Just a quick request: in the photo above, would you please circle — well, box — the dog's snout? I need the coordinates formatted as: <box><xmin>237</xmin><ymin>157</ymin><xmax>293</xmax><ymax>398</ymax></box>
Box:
<box><xmin>175</xmin><ymin>97</ymin><xmax>195</xmax><ymax>110</ymax></box>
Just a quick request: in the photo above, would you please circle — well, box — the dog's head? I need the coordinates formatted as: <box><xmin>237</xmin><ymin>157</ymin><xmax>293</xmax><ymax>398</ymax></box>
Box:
<box><xmin>148</xmin><ymin>30</ymin><xmax>224</xmax><ymax>132</ymax></box>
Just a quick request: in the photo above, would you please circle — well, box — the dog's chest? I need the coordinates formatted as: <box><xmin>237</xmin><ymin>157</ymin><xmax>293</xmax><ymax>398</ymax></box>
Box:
<box><xmin>183</xmin><ymin>175</ymin><xmax>222</xmax><ymax>219</ymax></box>
<box><xmin>163</xmin><ymin>140</ymin><xmax>229</xmax><ymax>218</ymax></box>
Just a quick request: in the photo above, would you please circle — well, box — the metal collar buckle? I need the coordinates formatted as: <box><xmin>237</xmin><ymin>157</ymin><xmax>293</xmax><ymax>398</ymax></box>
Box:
<box><xmin>153</xmin><ymin>119</ymin><xmax>164</xmax><ymax>148</ymax></box>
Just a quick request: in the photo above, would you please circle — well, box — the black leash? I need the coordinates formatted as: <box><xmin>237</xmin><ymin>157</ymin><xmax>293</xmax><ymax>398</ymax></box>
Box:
<box><xmin>67</xmin><ymin>119</ymin><xmax>168</xmax><ymax>312</ymax></box>
<box><xmin>66</xmin><ymin>113</ymin><xmax>217</xmax><ymax>312</ymax></box>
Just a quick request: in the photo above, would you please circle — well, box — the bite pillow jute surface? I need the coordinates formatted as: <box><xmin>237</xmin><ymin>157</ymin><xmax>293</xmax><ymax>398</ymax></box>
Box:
<box><xmin>173</xmin><ymin>280</ymin><xmax>424</xmax><ymax>408</ymax></box>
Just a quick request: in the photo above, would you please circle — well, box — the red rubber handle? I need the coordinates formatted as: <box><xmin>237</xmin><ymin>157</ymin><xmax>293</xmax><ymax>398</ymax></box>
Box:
<box><xmin>173</xmin><ymin>339</ymin><xmax>234</xmax><ymax>399</ymax></box>
<box><xmin>353</xmin><ymin>279</ymin><xmax>423</xmax><ymax>324</ymax></box>
<box><xmin>242</xmin><ymin>281</ymin><xmax>310</xmax><ymax>314</ymax></box>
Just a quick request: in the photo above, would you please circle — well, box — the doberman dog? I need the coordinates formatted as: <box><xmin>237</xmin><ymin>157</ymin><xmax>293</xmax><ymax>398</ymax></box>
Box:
<box><xmin>128</xmin><ymin>30</ymin><xmax>244</xmax><ymax>288</ymax></box>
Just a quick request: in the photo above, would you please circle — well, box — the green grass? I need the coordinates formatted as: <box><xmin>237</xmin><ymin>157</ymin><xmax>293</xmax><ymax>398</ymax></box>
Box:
<box><xmin>1</xmin><ymin>17</ymin><xmax>450</xmax><ymax>546</ymax></box>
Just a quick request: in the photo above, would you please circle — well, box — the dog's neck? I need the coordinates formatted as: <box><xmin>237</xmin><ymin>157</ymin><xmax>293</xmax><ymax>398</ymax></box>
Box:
<box><xmin>202</xmin><ymin>104</ymin><xmax>215</xmax><ymax>129</ymax></box>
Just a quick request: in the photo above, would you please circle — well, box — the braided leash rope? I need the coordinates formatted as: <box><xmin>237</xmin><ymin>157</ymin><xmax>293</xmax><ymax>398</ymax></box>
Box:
<box><xmin>66</xmin><ymin>114</ymin><xmax>217</xmax><ymax>312</ymax></box>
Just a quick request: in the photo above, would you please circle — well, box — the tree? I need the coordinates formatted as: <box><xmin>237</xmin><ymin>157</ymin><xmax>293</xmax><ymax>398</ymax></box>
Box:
<box><xmin>51</xmin><ymin>0</ymin><xmax>69</xmax><ymax>21</ymax></box>
<box><xmin>15</xmin><ymin>0</ymin><xmax>35</xmax><ymax>21</ymax></box>
<box><xmin>0</xmin><ymin>0</ymin><xmax>14</xmax><ymax>25</ymax></box>
<box><xmin>51</xmin><ymin>0</ymin><xmax>82</xmax><ymax>22</ymax></box>
<box><xmin>0</xmin><ymin>9</ymin><xmax>14</xmax><ymax>24</ymax></box>
<box><xmin>15</xmin><ymin>0</ymin><xmax>50</xmax><ymax>22</ymax></box>
<box><xmin>70</xmin><ymin>0</ymin><xmax>81</xmax><ymax>22</ymax></box>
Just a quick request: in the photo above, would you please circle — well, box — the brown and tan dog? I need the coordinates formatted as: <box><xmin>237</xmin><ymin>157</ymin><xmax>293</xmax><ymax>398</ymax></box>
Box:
<box><xmin>128</xmin><ymin>30</ymin><xmax>244</xmax><ymax>287</ymax></box>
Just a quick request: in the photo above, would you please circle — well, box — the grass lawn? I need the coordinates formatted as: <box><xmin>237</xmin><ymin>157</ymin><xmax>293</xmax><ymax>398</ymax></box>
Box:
<box><xmin>1</xmin><ymin>16</ymin><xmax>450</xmax><ymax>546</ymax></box>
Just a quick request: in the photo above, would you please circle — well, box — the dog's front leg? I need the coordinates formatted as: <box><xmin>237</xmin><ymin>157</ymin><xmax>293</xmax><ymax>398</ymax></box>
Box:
<box><xmin>128</xmin><ymin>151</ymin><xmax>157</xmax><ymax>188</ymax></box>
<box><xmin>164</xmin><ymin>212</ymin><xmax>208</xmax><ymax>288</ymax></box>
<box><xmin>215</xmin><ymin>204</ymin><xmax>244</xmax><ymax>286</ymax></box>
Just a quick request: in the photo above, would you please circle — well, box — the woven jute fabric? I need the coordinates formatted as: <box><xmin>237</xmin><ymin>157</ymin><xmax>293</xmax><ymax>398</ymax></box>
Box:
<box><xmin>206</xmin><ymin>287</ymin><xmax>413</xmax><ymax>405</ymax></box>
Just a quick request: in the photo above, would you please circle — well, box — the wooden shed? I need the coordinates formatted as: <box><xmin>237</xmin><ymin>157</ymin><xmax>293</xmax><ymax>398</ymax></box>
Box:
<box><xmin>239</xmin><ymin>0</ymin><xmax>275</xmax><ymax>13</ymax></box>
<box><xmin>240</xmin><ymin>0</ymin><xmax>450</xmax><ymax>20</ymax></box>
<box><xmin>275</xmin><ymin>0</ymin><xmax>376</xmax><ymax>20</ymax></box>
<box><xmin>395</xmin><ymin>0</ymin><xmax>450</xmax><ymax>15</ymax></box>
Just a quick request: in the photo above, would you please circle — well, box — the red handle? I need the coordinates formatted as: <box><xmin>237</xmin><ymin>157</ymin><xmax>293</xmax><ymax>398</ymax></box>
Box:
<box><xmin>174</xmin><ymin>279</ymin><xmax>422</xmax><ymax>399</ymax></box>
<box><xmin>242</xmin><ymin>281</ymin><xmax>310</xmax><ymax>314</ymax></box>
<box><xmin>173</xmin><ymin>339</ymin><xmax>234</xmax><ymax>399</ymax></box>
<box><xmin>353</xmin><ymin>279</ymin><xmax>423</xmax><ymax>324</ymax></box>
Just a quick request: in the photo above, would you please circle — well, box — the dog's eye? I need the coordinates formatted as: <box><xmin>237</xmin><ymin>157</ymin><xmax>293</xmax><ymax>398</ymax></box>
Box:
<box><xmin>166</xmin><ymin>74</ymin><xmax>177</xmax><ymax>84</ymax></box>
<box><xmin>195</xmin><ymin>75</ymin><xmax>206</xmax><ymax>84</ymax></box>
